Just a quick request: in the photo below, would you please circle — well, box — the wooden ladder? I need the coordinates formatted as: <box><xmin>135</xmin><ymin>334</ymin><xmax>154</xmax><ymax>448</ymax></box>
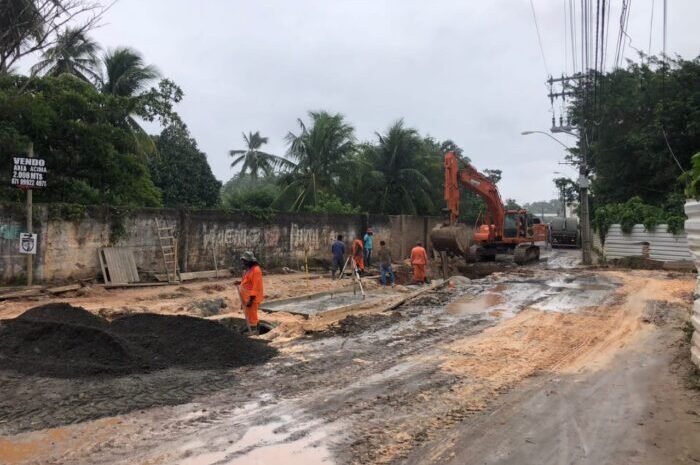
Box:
<box><xmin>155</xmin><ymin>218</ymin><xmax>180</xmax><ymax>283</ymax></box>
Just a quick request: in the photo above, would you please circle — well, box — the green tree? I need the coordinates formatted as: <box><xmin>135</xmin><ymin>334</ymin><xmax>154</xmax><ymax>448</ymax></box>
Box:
<box><xmin>522</xmin><ymin>199</ymin><xmax>562</xmax><ymax>215</ymax></box>
<box><xmin>553</xmin><ymin>177</ymin><xmax>578</xmax><ymax>206</ymax></box>
<box><xmin>504</xmin><ymin>198</ymin><xmax>521</xmax><ymax>210</ymax></box>
<box><xmin>31</xmin><ymin>27</ymin><xmax>101</xmax><ymax>82</ymax></box>
<box><xmin>0</xmin><ymin>74</ymin><xmax>161</xmax><ymax>206</ymax></box>
<box><xmin>483</xmin><ymin>169</ymin><xmax>502</xmax><ymax>184</ymax></box>
<box><xmin>221</xmin><ymin>174</ymin><xmax>280</xmax><ymax>210</ymax></box>
<box><xmin>100</xmin><ymin>47</ymin><xmax>159</xmax><ymax>97</ymax></box>
<box><xmin>99</xmin><ymin>47</ymin><xmax>182</xmax><ymax>153</ymax></box>
<box><xmin>361</xmin><ymin>120</ymin><xmax>433</xmax><ymax>214</ymax></box>
<box><xmin>150</xmin><ymin>122</ymin><xmax>221</xmax><ymax>207</ymax></box>
<box><xmin>0</xmin><ymin>1</ymin><xmax>104</xmax><ymax>74</ymax></box>
<box><xmin>228</xmin><ymin>131</ymin><xmax>292</xmax><ymax>178</ymax></box>
<box><xmin>280</xmin><ymin>110</ymin><xmax>356</xmax><ymax>210</ymax></box>
<box><xmin>567</xmin><ymin>55</ymin><xmax>700</xmax><ymax>207</ymax></box>
<box><xmin>303</xmin><ymin>191</ymin><xmax>360</xmax><ymax>214</ymax></box>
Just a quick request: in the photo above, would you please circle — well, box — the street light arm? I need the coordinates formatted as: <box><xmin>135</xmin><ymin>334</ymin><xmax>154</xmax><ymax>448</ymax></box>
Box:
<box><xmin>521</xmin><ymin>131</ymin><xmax>572</xmax><ymax>150</ymax></box>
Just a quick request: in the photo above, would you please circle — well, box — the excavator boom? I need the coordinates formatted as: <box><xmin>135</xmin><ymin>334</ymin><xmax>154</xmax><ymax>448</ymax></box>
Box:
<box><xmin>443</xmin><ymin>151</ymin><xmax>505</xmax><ymax>241</ymax></box>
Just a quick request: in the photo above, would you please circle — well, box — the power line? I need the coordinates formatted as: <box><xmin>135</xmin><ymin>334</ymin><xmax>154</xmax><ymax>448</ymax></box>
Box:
<box><xmin>564</xmin><ymin>0</ymin><xmax>569</xmax><ymax>74</ymax></box>
<box><xmin>648</xmin><ymin>0</ymin><xmax>655</xmax><ymax>56</ymax></box>
<box><xmin>600</xmin><ymin>0</ymin><xmax>606</xmax><ymax>72</ymax></box>
<box><xmin>620</xmin><ymin>1</ymin><xmax>633</xmax><ymax>63</ymax></box>
<box><xmin>614</xmin><ymin>0</ymin><xmax>631</xmax><ymax>68</ymax></box>
<box><xmin>602</xmin><ymin>0</ymin><xmax>611</xmax><ymax>70</ymax></box>
<box><xmin>529</xmin><ymin>0</ymin><xmax>550</xmax><ymax>77</ymax></box>
<box><xmin>570</xmin><ymin>0</ymin><xmax>578</xmax><ymax>73</ymax></box>
<box><xmin>663</xmin><ymin>0</ymin><xmax>667</xmax><ymax>60</ymax></box>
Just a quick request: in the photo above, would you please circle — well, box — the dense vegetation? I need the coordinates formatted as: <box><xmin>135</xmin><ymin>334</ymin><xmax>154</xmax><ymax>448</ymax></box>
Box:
<box><xmin>567</xmin><ymin>55</ymin><xmax>700</xmax><ymax>233</ymax></box>
<box><xmin>3</xmin><ymin>3</ymin><xmax>699</xmax><ymax>231</ymax></box>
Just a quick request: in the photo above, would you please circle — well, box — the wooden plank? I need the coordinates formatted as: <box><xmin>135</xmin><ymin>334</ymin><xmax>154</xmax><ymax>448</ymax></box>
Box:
<box><xmin>0</xmin><ymin>289</ymin><xmax>44</xmax><ymax>300</ymax></box>
<box><xmin>99</xmin><ymin>248</ymin><xmax>140</xmax><ymax>284</ymax></box>
<box><xmin>179</xmin><ymin>269</ymin><xmax>232</xmax><ymax>281</ymax></box>
<box><xmin>46</xmin><ymin>284</ymin><xmax>81</xmax><ymax>294</ymax></box>
<box><xmin>104</xmin><ymin>282</ymin><xmax>169</xmax><ymax>289</ymax></box>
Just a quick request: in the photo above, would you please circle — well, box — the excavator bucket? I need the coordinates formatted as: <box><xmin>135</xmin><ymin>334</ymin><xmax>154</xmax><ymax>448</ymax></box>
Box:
<box><xmin>513</xmin><ymin>243</ymin><xmax>540</xmax><ymax>265</ymax></box>
<box><xmin>430</xmin><ymin>223</ymin><xmax>471</xmax><ymax>256</ymax></box>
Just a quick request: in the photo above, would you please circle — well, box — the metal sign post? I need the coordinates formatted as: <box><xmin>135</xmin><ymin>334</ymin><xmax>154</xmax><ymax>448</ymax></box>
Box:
<box><xmin>26</xmin><ymin>143</ymin><xmax>33</xmax><ymax>286</ymax></box>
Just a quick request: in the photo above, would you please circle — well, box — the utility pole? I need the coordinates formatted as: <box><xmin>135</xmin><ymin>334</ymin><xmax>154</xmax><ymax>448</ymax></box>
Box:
<box><xmin>548</xmin><ymin>74</ymin><xmax>593</xmax><ymax>265</ymax></box>
<box><xmin>578</xmin><ymin>135</ymin><xmax>592</xmax><ymax>265</ymax></box>
<box><xmin>26</xmin><ymin>142</ymin><xmax>34</xmax><ymax>285</ymax></box>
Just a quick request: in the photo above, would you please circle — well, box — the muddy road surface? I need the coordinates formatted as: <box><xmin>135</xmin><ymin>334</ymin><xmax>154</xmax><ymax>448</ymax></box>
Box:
<box><xmin>1</xmin><ymin>251</ymin><xmax>699</xmax><ymax>465</ymax></box>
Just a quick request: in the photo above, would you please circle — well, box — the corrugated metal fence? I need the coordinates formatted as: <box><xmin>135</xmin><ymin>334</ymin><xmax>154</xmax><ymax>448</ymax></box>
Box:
<box><xmin>683</xmin><ymin>200</ymin><xmax>700</xmax><ymax>369</ymax></box>
<box><xmin>603</xmin><ymin>224</ymin><xmax>693</xmax><ymax>262</ymax></box>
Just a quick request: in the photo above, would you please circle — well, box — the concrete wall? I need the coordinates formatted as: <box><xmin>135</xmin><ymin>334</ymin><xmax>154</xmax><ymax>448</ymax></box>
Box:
<box><xmin>368</xmin><ymin>214</ymin><xmax>443</xmax><ymax>263</ymax></box>
<box><xmin>0</xmin><ymin>204</ymin><xmax>441</xmax><ymax>284</ymax></box>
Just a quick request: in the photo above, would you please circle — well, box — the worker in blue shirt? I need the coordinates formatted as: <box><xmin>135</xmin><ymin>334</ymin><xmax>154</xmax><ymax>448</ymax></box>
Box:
<box><xmin>331</xmin><ymin>234</ymin><xmax>346</xmax><ymax>279</ymax></box>
<box><xmin>363</xmin><ymin>228</ymin><xmax>374</xmax><ymax>268</ymax></box>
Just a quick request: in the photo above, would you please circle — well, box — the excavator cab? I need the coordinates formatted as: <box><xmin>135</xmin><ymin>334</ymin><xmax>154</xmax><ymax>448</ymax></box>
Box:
<box><xmin>503</xmin><ymin>213</ymin><xmax>519</xmax><ymax>238</ymax></box>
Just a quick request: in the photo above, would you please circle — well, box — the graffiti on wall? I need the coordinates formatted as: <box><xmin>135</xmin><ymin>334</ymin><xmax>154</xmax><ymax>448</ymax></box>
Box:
<box><xmin>0</xmin><ymin>224</ymin><xmax>21</xmax><ymax>240</ymax></box>
<box><xmin>203</xmin><ymin>225</ymin><xmax>283</xmax><ymax>251</ymax></box>
<box><xmin>290</xmin><ymin>223</ymin><xmax>345</xmax><ymax>251</ymax></box>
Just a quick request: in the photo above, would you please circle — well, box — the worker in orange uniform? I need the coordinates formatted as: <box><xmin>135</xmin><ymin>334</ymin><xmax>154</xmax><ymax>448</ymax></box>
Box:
<box><xmin>410</xmin><ymin>241</ymin><xmax>429</xmax><ymax>285</ymax></box>
<box><xmin>352</xmin><ymin>236</ymin><xmax>365</xmax><ymax>273</ymax></box>
<box><xmin>239</xmin><ymin>251</ymin><xmax>264</xmax><ymax>335</ymax></box>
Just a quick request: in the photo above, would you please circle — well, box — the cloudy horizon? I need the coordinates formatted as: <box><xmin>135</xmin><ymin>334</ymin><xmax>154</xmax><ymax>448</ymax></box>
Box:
<box><xmin>40</xmin><ymin>0</ymin><xmax>700</xmax><ymax>203</ymax></box>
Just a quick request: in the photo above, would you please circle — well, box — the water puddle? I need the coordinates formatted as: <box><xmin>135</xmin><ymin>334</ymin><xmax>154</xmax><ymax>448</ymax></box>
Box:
<box><xmin>177</xmin><ymin>415</ymin><xmax>335</xmax><ymax>465</ymax></box>
<box><xmin>445</xmin><ymin>272</ymin><xmax>620</xmax><ymax>320</ymax></box>
<box><xmin>447</xmin><ymin>289</ymin><xmax>505</xmax><ymax>315</ymax></box>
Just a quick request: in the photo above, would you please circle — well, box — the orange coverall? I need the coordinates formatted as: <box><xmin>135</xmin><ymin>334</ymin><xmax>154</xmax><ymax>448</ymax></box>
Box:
<box><xmin>239</xmin><ymin>264</ymin><xmax>264</xmax><ymax>326</ymax></box>
<box><xmin>352</xmin><ymin>239</ymin><xmax>365</xmax><ymax>271</ymax></box>
<box><xmin>410</xmin><ymin>245</ymin><xmax>428</xmax><ymax>283</ymax></box>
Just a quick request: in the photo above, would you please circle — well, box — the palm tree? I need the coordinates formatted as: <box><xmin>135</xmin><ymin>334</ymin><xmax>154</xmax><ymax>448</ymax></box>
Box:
<box><xmin>100</xmin><ymin>47</ymin><xmax>159</xmax><ymax>97</ymax></box>
<box><xmin>31</xmin><ymin>27</ymin><xmax>100</xmax><ymax>82</ymax></box>
<box><xmin>228</xmin><ymin>131</ymin><xmax>293</xmax><ymax>179</ymax></box>
<box><xmin>281</xmin><ymin>111</ymin><xmax>356</xmax><ymax>210</ymax></box>
<box><xmin>99</xmin><ymin>47</ymin><xmax>161</xmax><ymax>154</ymax></box>
<box><xmin>365</xmin><ymin>120</ymin><xmax>433</xmax><ymax>214</ymax></box>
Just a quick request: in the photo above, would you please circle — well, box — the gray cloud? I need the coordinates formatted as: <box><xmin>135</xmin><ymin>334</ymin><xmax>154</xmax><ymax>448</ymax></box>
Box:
<box><xmin>90</xmin><ymin>0</ymin><xmax>700</xmax><ymax>203</ymax></box>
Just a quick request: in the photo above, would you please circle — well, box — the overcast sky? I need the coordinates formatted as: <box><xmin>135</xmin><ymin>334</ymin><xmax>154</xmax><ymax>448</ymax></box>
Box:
<box><xmin>87</xmin><ymin>0</ymin><xmax>700</xmax><ymax>203</ymax></box>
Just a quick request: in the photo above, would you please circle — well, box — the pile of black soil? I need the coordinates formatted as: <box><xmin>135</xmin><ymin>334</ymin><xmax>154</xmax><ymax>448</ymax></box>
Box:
<box><xmin>0</xmin><ymin>303</ymin><xmax>277</xmax><ymax>378</ymax></box>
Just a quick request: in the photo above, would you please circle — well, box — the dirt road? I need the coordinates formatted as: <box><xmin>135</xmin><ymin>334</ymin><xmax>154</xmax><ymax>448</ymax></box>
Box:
<box><xmin>1</xmin><ymin>250</ymin><xmax>699</xmax><ymax>465</ymax></box>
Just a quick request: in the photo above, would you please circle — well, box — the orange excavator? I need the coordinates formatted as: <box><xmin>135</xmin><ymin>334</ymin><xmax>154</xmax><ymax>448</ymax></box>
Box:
<box><xmin>430</xmin><ymin>151</ymin><xmax>548</xmax><ymax>264</ymax></box>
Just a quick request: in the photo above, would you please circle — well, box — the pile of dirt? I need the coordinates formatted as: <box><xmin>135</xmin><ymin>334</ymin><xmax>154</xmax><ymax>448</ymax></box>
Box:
<box><xmin>0</xmin><ymin>303</ymin><xmax>277</xmax><ymax>378</ymax></box>
<box><xmin>314</xmin><ymin>312</ymin><xmax>402</xmax><ymax>337</ymax></box>
<box><xmin>609</xmin><ymin>256</ymin><xmax>664</xmax><ymax>270</ymax></box>
<box><xmin>186</xmin><ymin>298</ymin><xmax>228</xmax><ymax>316</ymax></box>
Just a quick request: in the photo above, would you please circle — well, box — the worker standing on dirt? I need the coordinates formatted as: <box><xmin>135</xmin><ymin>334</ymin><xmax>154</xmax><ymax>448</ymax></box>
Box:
<box><xmin>331</xmin><ymin>234</ymin><xmax>346</xmax><ymax>279</ymax></box>
<box><xmin>239</xmin><ymin>251</ymin><xmax>264</xmax><ymax>335</ymax></box>
<box><xmin>352</xmin><ymin>236</ymin><xmax>365</xmax><ymax>273</ymax></box>
<box><xmin>410</xmin><ymin>241</ymin><xmax>429</xmax><ymax>285</ymax></box>
<box><xmin>377</xmin><ymin>240</ymin><xmax>394</xmax><ymax>287</ymax></box>
<box><xmin>363</xmin><ymin>228</ymin><xmax>374</xmax><ymax>268</ymax></box>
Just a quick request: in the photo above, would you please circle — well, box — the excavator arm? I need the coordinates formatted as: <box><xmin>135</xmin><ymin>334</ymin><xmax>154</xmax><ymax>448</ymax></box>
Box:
<box><xmin>433</xmin><ymin>151</ymin><xmax>545</xmax><ymax>264</ymax></box>
<box><xmin>443</xmin><ymin>151</ymin><xmax>505</xmax><ymax>241</ymax></box>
